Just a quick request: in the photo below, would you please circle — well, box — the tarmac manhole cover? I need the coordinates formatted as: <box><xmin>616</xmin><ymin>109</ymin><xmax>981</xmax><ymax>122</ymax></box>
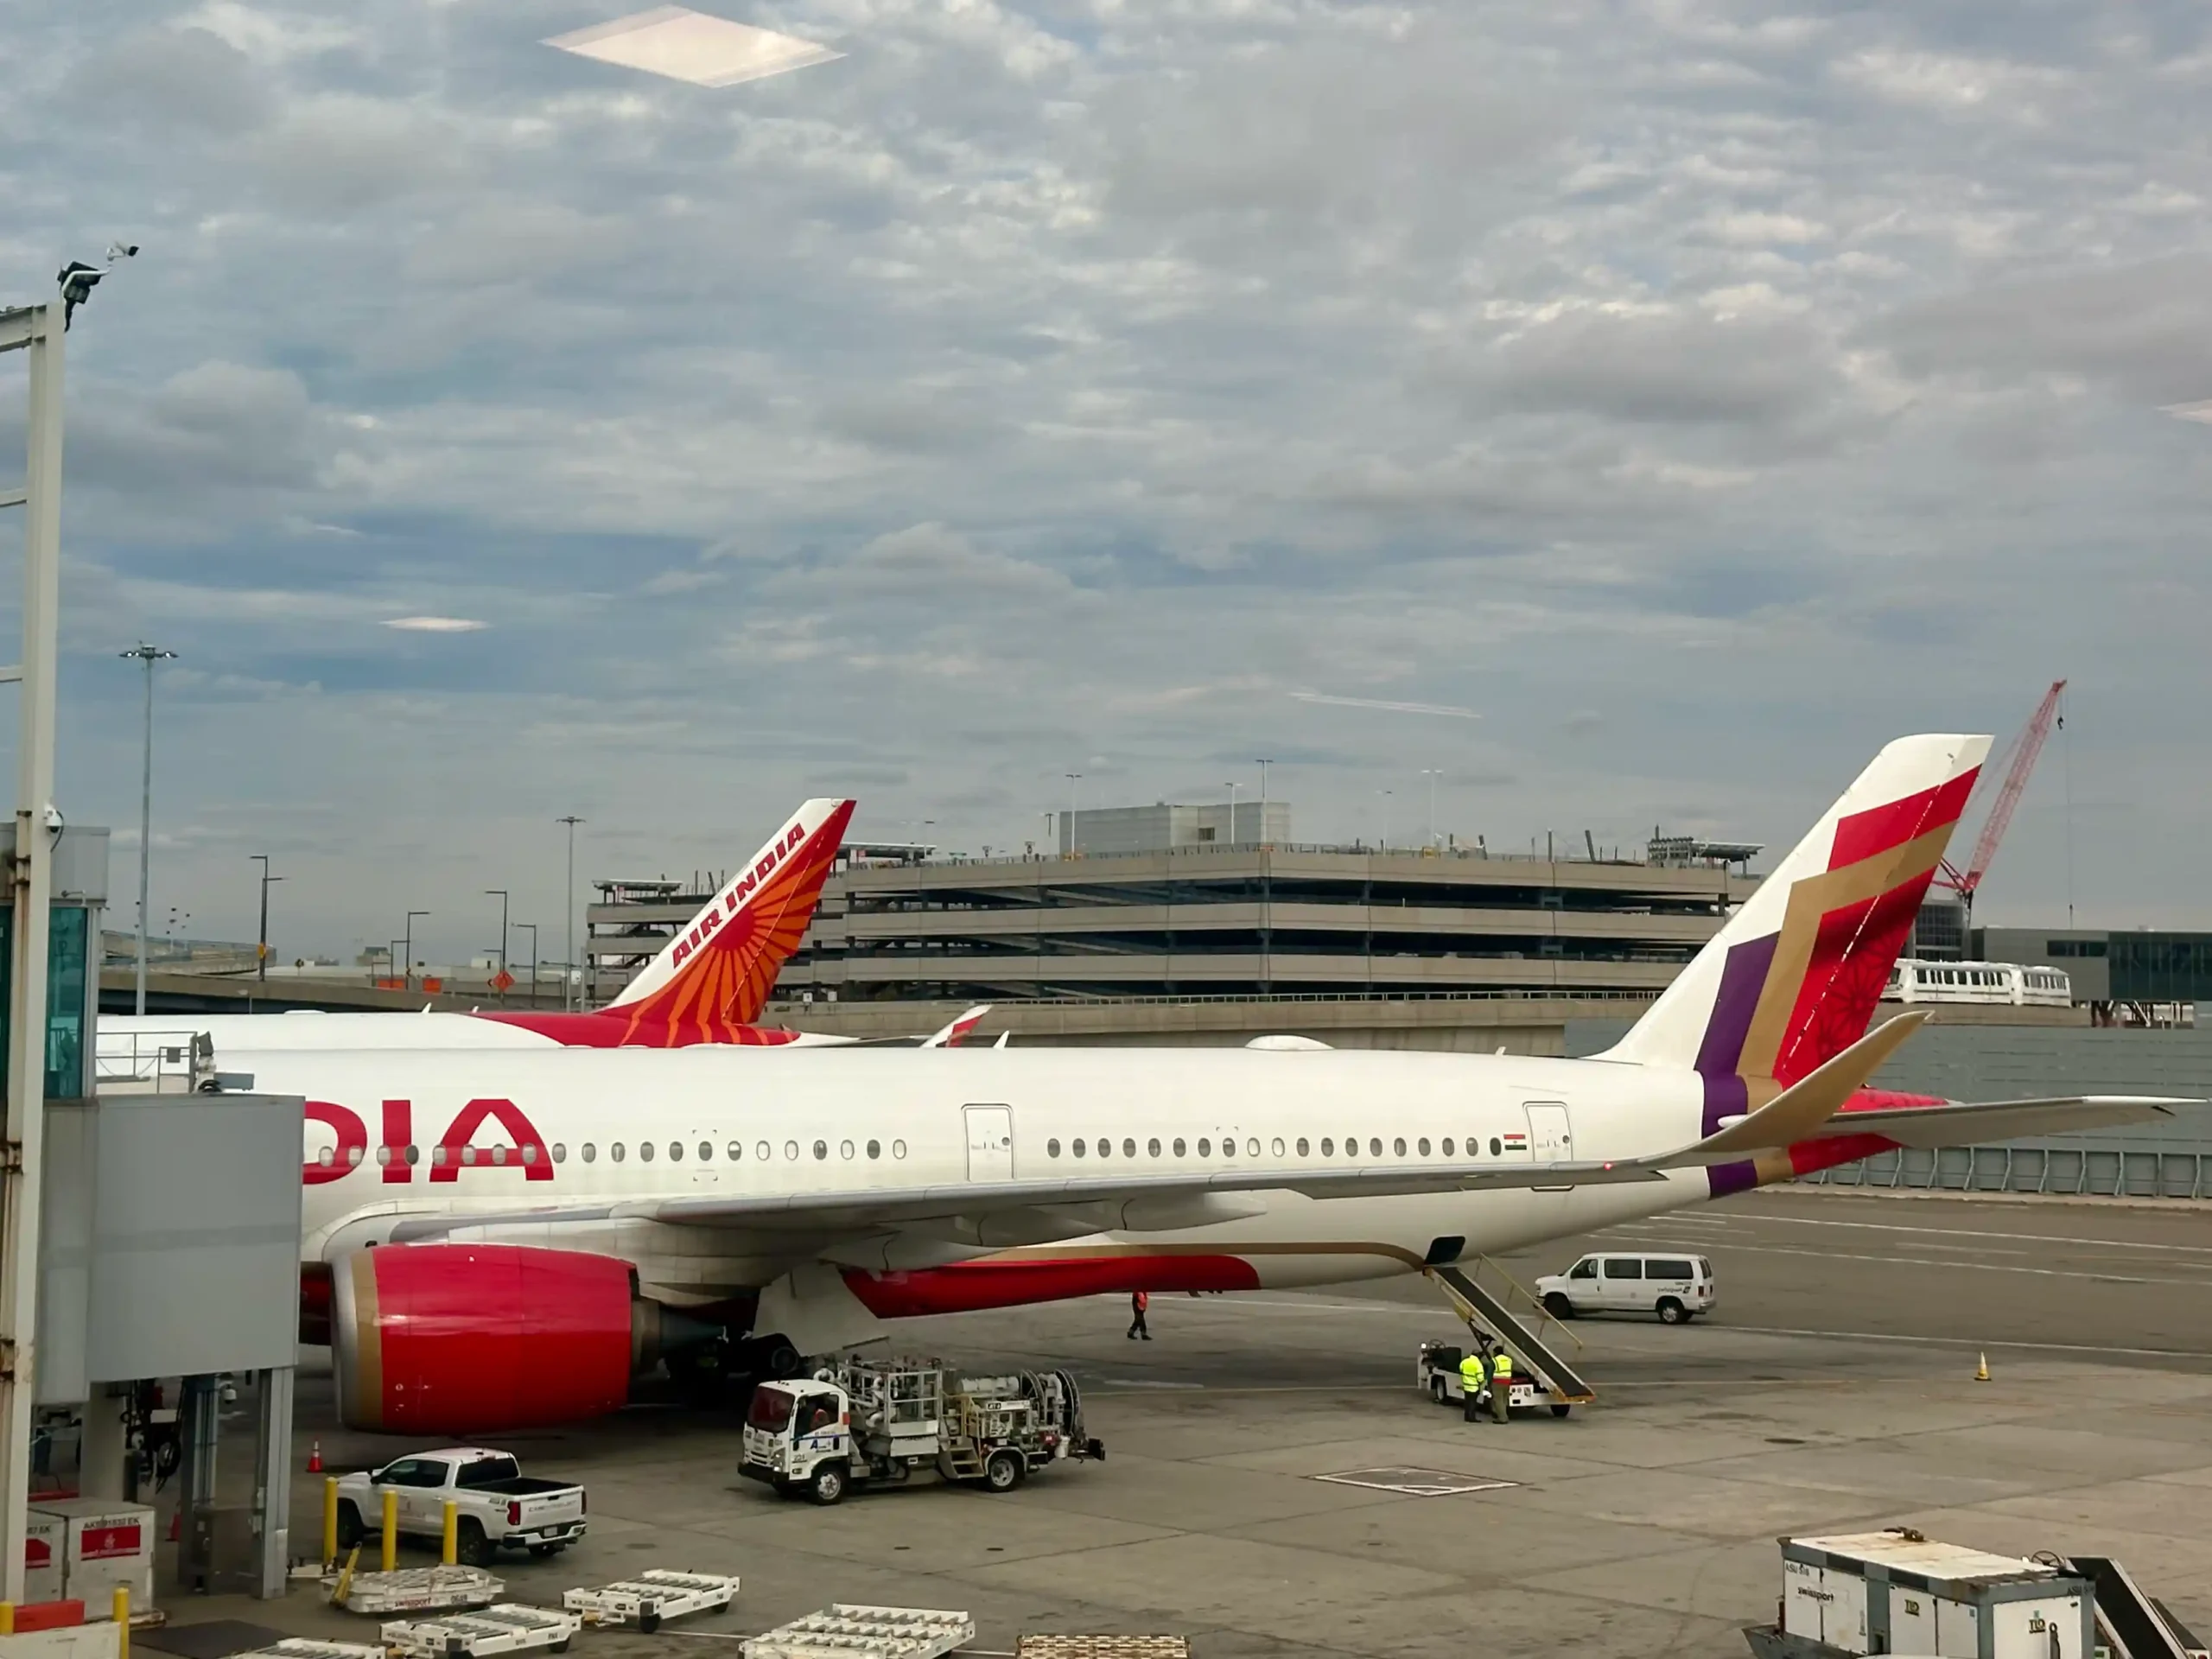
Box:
<box><xmin>1311</xmin><ymin>1466</ymin><xmax>1518</xmax><ymax>1497</ymax></box>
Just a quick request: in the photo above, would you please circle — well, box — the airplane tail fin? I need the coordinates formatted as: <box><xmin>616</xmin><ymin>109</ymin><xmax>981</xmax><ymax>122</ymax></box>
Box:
<box><xmin>1602</xmin><ymin>734</ymin><xmax>1989</xmax><ymax>1120</ymax></box>
<box><xmin>607</xmin><ymin>798</ymin><xmax>855</xmax><ymax>1036</ymax></box>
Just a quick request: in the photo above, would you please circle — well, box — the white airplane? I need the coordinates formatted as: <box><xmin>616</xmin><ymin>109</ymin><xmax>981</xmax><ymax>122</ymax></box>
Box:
<box><xmin>241</xmin><ymin>735</ymin><xmax>2183</xmax><ymax>1436</ymax></box>
<box><xmin>106</xmin><ymin>799</ymin><xmax>855</xmax><ymax>1054</ymax></box>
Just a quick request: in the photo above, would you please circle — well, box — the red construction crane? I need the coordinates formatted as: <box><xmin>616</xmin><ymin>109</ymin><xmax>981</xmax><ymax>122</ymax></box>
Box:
<box><xmin>1935</xmin><ymin>678</ymin><xmax>2067</xmax><ymax>918</ymax></box>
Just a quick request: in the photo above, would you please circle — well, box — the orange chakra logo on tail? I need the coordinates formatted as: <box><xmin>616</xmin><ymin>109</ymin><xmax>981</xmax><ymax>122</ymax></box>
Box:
<box><xmin>616</xmin><ymin>799</ymin><xmax>855</xmax><ymax>1045</ymax></box>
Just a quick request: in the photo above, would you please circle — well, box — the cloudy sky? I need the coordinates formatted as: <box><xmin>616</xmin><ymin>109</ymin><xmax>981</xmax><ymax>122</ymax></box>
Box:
<box><xmin>4</xmin><ymin>0</ymin><xmax>2210</xmax><ymax>963</ymax></box>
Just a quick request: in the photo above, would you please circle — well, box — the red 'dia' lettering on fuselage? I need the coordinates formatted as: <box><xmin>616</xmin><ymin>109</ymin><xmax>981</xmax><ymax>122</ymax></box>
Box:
<box><xmin>302</xmin><ymin>1097</ymin><xmax>553</xmax><ymax>1185</ymax></box>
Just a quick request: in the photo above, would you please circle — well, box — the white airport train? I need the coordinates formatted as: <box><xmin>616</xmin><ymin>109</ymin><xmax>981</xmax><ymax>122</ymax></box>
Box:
<box><xmin>1885</xmin><ymin>958</ymin><xmax>2073</xmax><ymax>1008</ymax></box>
<box><xmin>231</xmin><ymin>735</ymin><xmax>2181</xmax><ymax>1438</ymax></box>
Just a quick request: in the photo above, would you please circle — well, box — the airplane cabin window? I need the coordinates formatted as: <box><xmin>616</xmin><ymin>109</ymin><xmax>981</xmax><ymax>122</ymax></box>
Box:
<box><xmin>1048</xmin><ymin>1139</ymin><xmax>1062</xmax><ymax>1157</ymax></box>
<box><xmin>1442</xmin><ymin>1138</ymin><xmax>1454</xmax><ymax>1156</ymax></box>
<box><xmin>461</xmin><ymin>1147</ymin><xmax>478</xmax><ymax>1166</ymax></box>
<box><xmin>700</xmin><ymin>1141</ymin><xmax>713</xmax><ymax>1160</ymax></box>
<box><xmin>1320</xmin><ymin>1137</ymin><xmax>1333</xmax><ymax>1155</ymax></box>
<box><xmin>582</xmin><ymin>1143</ymin><xmax>596</xmax><ymax>1163</ymax></box>
<box><xmin>669</xmin><ymin>1142</ymin><xmax>683</xmax><ymax>1161</ymax></box>
<box><xmin>757</xmin><ymin>1142</ymin><xmax>770</xmax><ymax>1161</ymax></box>
<box><xmin>1073</xmin><ymin>1139</ymin><xmax>1086</xmax><ymax>1157</ymax></box>
<box><xmin>1490</xmin><ymin>1137</ymin><xmax>1502</xmax><ymax>1156</ymax></box>
<box><xmin>1296</xmin><ymin>1138</ymin><xmax>1309</xmax><ymax>1156</ymax></box>
<box><xmin>784</xmin><ymin>1141</ymin><xmax>799</xmax><ymax>1160</ymax></box>
<box><xmin>520</xmin><ymin>1145</ymin><xmax>537</xmax><ymax>1165</ymax></box>
<box><xmin>1393</xmin><ymin>1138</ymin><xmax>1407</xmax><ymax>1156</ymax></box>
<box><xmin>347</xmin><ymin>1145</ymin><xmax>364</xmax><ymax>1166</ymax></box>
<box><xmin>1123</xmin><ymin>1138</ymin><xmax>1137</xmax><ymax>1159</ymax></box>
<box><xmin>1147</xmin><ymin>1138</ymin><xmax>1161</xmax><ymax>1157</ymax></box>
<box><xmin>813</xmin><ymin>1140</ymin><xmax>829</xmax><ymax>1160</ymax></box>
<box><xmin>405</xmin><ymin>1145</ymin><xmax>419</xmax><ymax>1165</ymax></box>
<box><xmin>612</xmin><ymin>1143</ymin><xmax>626</xmax><ymax>1162</ymax></box>
<box><xmin>893</xmin><ymin>1140</ymin><xmax>907</xmax><ymax>1158</ymax></box>
<box><xmin>639</xmin><ymin>1142</ymin><xmax>655</xmax><ymax>1162</ymax></box>
<box><xmin>1271</xmin><ymin>1137</ymin><xmax>1286</xmax><ymax>1156</ymax></box>
<box><xmin>1370</xmin><ymin>1138</ymin><xmax>1383</xmax><ymax>1157</ymax></box>
<box><xmin>375</xmin><ymin>1146</ymin><xmax>391</xmax><ymax>1166</ymax></box>
<box><xmin>840</xmin><ymin>1141</ymin><xmax>855</xmax><ymax>1160</ymax></box>
<box><xmin>1418</xmin><ymin>1138</ymin><xmax>1431</xmax><ymax>1156</ymax></box>
<box><xmin>1173</xmin><ymin>1138</ymin><xmax>1186</xmax><ymax>1156</ymax></box>
<box><xmin>551</xmin><ymin>1144</ymin><xmax>566</xmax><ymax>1163</ymax></box>
<box><xmin>1245</xmin><ymin>1138</ymin><xmax>1259</xmax><ymax>1157</ymax></box>
<box><xmin>1197</xmin><ymin>1138</ymin><xmax>1211</xmax><ymax>1156</ymax></box>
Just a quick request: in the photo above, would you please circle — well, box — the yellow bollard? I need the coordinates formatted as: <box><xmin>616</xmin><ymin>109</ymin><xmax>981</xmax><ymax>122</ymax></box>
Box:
<box><xmin>1</xmin><ymin>1601</ymin><xmax>16</xmax><ymax>1636</ymax></box>
<box><xmin>113</xmin><ymin>1587</ymin><xmax>130</xmax><ymax>1659</ymax></box>
<box><xmin>323</xmin><ymin>1477</ymin><xmax>340</xmax><ymax>1567</ymax></box>
<box><xmin>440</xmin><ymin>1501</ymin><xmax>457</xmax><ymax>1567</ymax></box>
<box><xmin>380</xmin><ymin>1487</ymin><xmax>398</xmax><ymax>1573</ymax></box>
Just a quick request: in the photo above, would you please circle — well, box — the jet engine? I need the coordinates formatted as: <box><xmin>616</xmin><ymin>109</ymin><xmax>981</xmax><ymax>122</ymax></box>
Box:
<box><xmin>330</xmin><ymin>1243</ymin><xmax>712</xmax><ymax>1433</ymax></box>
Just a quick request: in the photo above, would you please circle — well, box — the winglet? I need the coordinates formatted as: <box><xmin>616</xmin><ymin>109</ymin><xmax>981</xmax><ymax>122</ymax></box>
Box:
<box><xmin>1662</xmin><ymin>1011</ymin><xmax>1929</xmax><ymax>1166</ymax></box>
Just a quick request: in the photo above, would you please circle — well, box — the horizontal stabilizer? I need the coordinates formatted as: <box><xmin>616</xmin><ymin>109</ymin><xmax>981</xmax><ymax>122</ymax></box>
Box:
<box><xmin>1817</xmin><ymin>1094</ymin><xmax>2189</xmax><ymax>1148</ymax></box>
<box><xmin>1662</xmin><ymin>1012</ymin><xmax>1929</xmax><ymax>1166</ymax></box>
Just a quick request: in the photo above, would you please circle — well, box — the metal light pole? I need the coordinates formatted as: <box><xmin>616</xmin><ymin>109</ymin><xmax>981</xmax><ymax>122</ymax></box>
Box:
<box><xmin>485</xmin><ymin>888</ymin><xmax>509</xmax><ymax>1002</ymax></box>
<box><xmin>1378</xmin><ymin>789</ymin><xmax>1393</xmax><ymax>850</ymax></box>
<box><xmin>1</xmin><ymin>251</ymin><xmax>131</xmax><ymax>1605</ymax></box>
<box><xmin>557</xmin><ymin>816</ymin><xmax>583</xmax><ymax>1009</ymax></box>
<box><xmin>404</xmin><ymin>910</ymin><xmax>429</xmax><ymax>991</ymax></box>
<box><xmin>251</xmin><ymin>855</ymin><xmax>282</xmax><ymax>982</ymax></box>
<box><xmin>1062</xmin><ymin>774</ymin><xmax>1081</xmax><ymax>855</ymax></box>
<box><xmin>1255</xmin><ymin>759</ymin><xmax>1273</xmax><ymax>841</ymax></box>
<box><xmin>515</xmin><ymin>922</ymin><xmax>538</xmax><ymax>1007</ymax></box>
<box><xmin>120</xmin><ymin>644</ymin><xmax>175</xmax><ymax>1014</ymax></box>
<box><xmin>1421</xmin><ymin>769</ymin><xmax>1441</xmax><ymax>847</ymax></box>
<box><xmin>1225</xmin><ymin>781</ymin><xmax>1238</xmax><ymax>845</ymax></box>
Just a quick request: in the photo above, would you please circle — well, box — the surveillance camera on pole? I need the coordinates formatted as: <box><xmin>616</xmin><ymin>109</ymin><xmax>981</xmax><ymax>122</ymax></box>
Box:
<box><xmin>54</xmin><ymin>243</ymin><xmax>138</xmax><ymax>330</ymax></box>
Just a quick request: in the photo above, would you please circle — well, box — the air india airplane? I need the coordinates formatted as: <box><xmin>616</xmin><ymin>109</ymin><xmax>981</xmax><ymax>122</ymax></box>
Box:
<box><xmin>107</xmin><ymin>798</ymin><xmax>855</xmax><ymax>1053</ymax></box>
<box><xmin>235</xmin><ymin>737</ymin><xmax>2180</xmax><ymax>1435</ymax></box>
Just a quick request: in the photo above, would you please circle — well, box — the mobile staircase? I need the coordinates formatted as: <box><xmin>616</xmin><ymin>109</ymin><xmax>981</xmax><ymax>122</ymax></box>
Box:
<box><xmin>1426</xmin><ymin>1261</ymin><xmax>1597</xmax><ymax>1408</ymax></box>
<box><xmin>2062</xmin><ymin>1556</ymin><xmax>2208</xmax><ymax>1659</ymax></box>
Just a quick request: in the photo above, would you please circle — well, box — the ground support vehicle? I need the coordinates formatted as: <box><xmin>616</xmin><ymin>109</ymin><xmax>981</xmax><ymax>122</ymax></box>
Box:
<box><xmin>741</xmin><ymin>1358</ymin><xmax>1103</xmax><ymax>1504</ymax></box>
<box><xmin>563</xmin><ymin>1570</ymin><xmax>741</xmax><ymax>1630</ymax></box>
<box><xmin>741</xmin><ymin>1605</ymin><xmax>974</xmax><ymax>1659</ymax></box>
<box><xmin>1535</xmin><ymin>1252</ymin><xmax>1717</xmax><ymax>1323</ymax></box>
<box><xmin>335</xmin><ymin>1450</ymin><xmax>586</xmax><ymax>1564</ymax></box>
<box><xmin>1416</xmin><ymin>1340</ymin><xmax>1573</xmax><ymax>1419</ymax></box>
<box><xmin>379</xmin><ymin>1605</ymin><xmax>581</xmax><ymax>1658</ymax></box>
<box><xmin>232</xmin><ymin>1643</ymin><xmax>383</xmax><ymax>1659</ymax></box>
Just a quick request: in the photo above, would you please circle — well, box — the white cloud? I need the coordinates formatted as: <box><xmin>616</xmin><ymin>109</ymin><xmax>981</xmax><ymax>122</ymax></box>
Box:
<box><xmin>385</xmin><ymin>617</ymin><xmax>490</xmax><ymax>632</ymax></box>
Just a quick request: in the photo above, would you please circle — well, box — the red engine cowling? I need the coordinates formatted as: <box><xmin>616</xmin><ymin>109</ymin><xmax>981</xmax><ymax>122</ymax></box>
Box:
<box><xmin>332</xmin><ymin>1244</ymin><xmax>641</xmax><ymax>1434</ymax></box>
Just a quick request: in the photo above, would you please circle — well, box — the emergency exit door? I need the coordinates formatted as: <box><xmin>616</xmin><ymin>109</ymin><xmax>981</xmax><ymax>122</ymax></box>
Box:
<box><xmin>963</xmin><ymin>1103</ymin><xmax>1014</xmax><ymax>1181</ymax></box>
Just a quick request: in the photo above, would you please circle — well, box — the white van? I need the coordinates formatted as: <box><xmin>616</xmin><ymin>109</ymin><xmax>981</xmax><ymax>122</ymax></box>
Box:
<box><xmin>1535</xmin><ymin>1252</ymin><xmax>1715</xmax><ymax>1324</ymax></box>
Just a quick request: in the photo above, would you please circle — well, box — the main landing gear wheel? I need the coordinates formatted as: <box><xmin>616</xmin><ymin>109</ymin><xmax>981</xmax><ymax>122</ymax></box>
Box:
<box><xmin>1656</xmin><ymin>1297</ymin><xmax>1690</xmax><ymax>1325</ymax></box>
<box><xmin>982</xmin><ymin>1451</ymin><xmax>1025</xmax><ymax>1493</ymax></box>
<box><xmin>1542</xmin><ymin>1293</ymin><xmax>1576</xmax><ymax>1320</ymax></box>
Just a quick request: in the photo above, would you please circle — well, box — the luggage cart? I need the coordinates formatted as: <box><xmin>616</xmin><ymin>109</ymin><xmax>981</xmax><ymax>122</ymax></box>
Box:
<box><xmin>332</xmin><ymin>1565</ymin><xmax>505</xmax><ymax>1615</ymax></box>
<box><xmin>380</xmin><ymin>1605</ymin><xmax>582</xmax><ymax>1658</ymax></box>
<box><xmin>742</xmin><ymin>1604</ymin><xmax>974</xmax><ymax>1659</ymax></box>
<box><xmin>230</xmin><ymin>1643</ymin><xmax>385</xmax><ymax>1659</ymax></box>
<box><xmin>562</xmin><ymin>1569</ymin><xmax>741</xmax><ymax>1632</ymax></box>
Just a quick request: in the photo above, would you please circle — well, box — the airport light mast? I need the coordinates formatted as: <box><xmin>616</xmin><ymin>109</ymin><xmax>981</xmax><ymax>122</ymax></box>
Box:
<box><xmin>120</xmin><ymin>642</ymin><xmax>177</xmax><ymax>1014</ymax></box>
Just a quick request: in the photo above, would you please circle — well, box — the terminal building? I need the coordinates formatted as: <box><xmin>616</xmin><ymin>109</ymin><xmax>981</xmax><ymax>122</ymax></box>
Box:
<box><xmin>588</xmin><ymin>803</ymin><xmax>1758</xmax><ymax>1007</ymax></box>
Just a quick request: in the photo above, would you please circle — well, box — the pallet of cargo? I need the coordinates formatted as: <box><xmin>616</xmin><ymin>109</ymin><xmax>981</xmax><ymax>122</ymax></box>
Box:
<box><xmin>380</xmin><ymin>1604</ymin><xmax>582</xmax><ymax>1658</ymax></box>
<box><xmin>1016</xmin><ymin>1640</ymin><xmax>1192</xmax><ymax>1658</ymax></box>
<box><xmin>562</xmin><ymin>1568</ymin><xmax>741</xmax><ymax>1630</ymax></box>
<box><xmin>330</xmin><ymin>1564</ymin><xmax>505</xmax><ymax>1615</ymax></box>
<box><xmin>741</xmin><ymin>1604</ymin><xmax>974</xmax><ymax>1659</ymax></box>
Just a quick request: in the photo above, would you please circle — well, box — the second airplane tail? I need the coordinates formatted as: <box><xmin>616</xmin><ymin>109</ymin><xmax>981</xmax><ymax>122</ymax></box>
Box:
<box><xmin>607</xmin><ymin>797</ymin><xmax>855</xmax><ymax>1038</ymax></box>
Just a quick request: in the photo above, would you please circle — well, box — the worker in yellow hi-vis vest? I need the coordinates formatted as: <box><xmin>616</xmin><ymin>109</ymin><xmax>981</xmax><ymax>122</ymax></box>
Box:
<box><xmin>1488</xmin><ymin>1346</ymin><xmax>1515</xmax><ymax>1422</ymax></box>
<box><xmin>1459</xmin><ymin>1332</ymin><xmax>1499</xmax><ymax>1423</ymax></box>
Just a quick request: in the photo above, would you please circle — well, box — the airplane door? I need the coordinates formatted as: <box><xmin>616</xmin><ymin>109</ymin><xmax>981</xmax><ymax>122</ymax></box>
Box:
<box><xmin>963</xmin><ymin>1103</ymin><xmax>1014</xmax><ymax>1182</ymax></box>
<box><xmin>1525</xmin><ymin>1103</ymin><xmax>1573</xmax><ymax>1191</ymax></box>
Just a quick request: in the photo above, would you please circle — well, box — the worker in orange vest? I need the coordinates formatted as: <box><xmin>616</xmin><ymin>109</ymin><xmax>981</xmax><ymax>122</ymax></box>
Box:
<box><xmin>1128</xmin><ymin>1289</ymin><xmax>1151</xmax><ymax>1340</ymax></box>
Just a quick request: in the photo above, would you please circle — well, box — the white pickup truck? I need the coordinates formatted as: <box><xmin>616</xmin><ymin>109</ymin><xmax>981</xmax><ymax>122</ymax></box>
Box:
<box><xmin>334</xmin><ymin>1448</ymin><xmax>587</xmax><ymax>1564</ymax></box>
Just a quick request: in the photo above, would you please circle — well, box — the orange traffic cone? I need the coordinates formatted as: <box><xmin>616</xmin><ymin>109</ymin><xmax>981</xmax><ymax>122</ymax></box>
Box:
<box><xmin>307</xmin><ymin>1439</ymin><xmax>323</xmax><ymax>1473</ymax></box>
<box><xmin>166</xmin><ymin>1510</ymin><xmax>180</xmax><ymax>1542</ymax></box>
<box><xmin>1974</xmin><ymin>1353</ymin><xmax>1990</xmax><ymax>1382</ymax></box>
